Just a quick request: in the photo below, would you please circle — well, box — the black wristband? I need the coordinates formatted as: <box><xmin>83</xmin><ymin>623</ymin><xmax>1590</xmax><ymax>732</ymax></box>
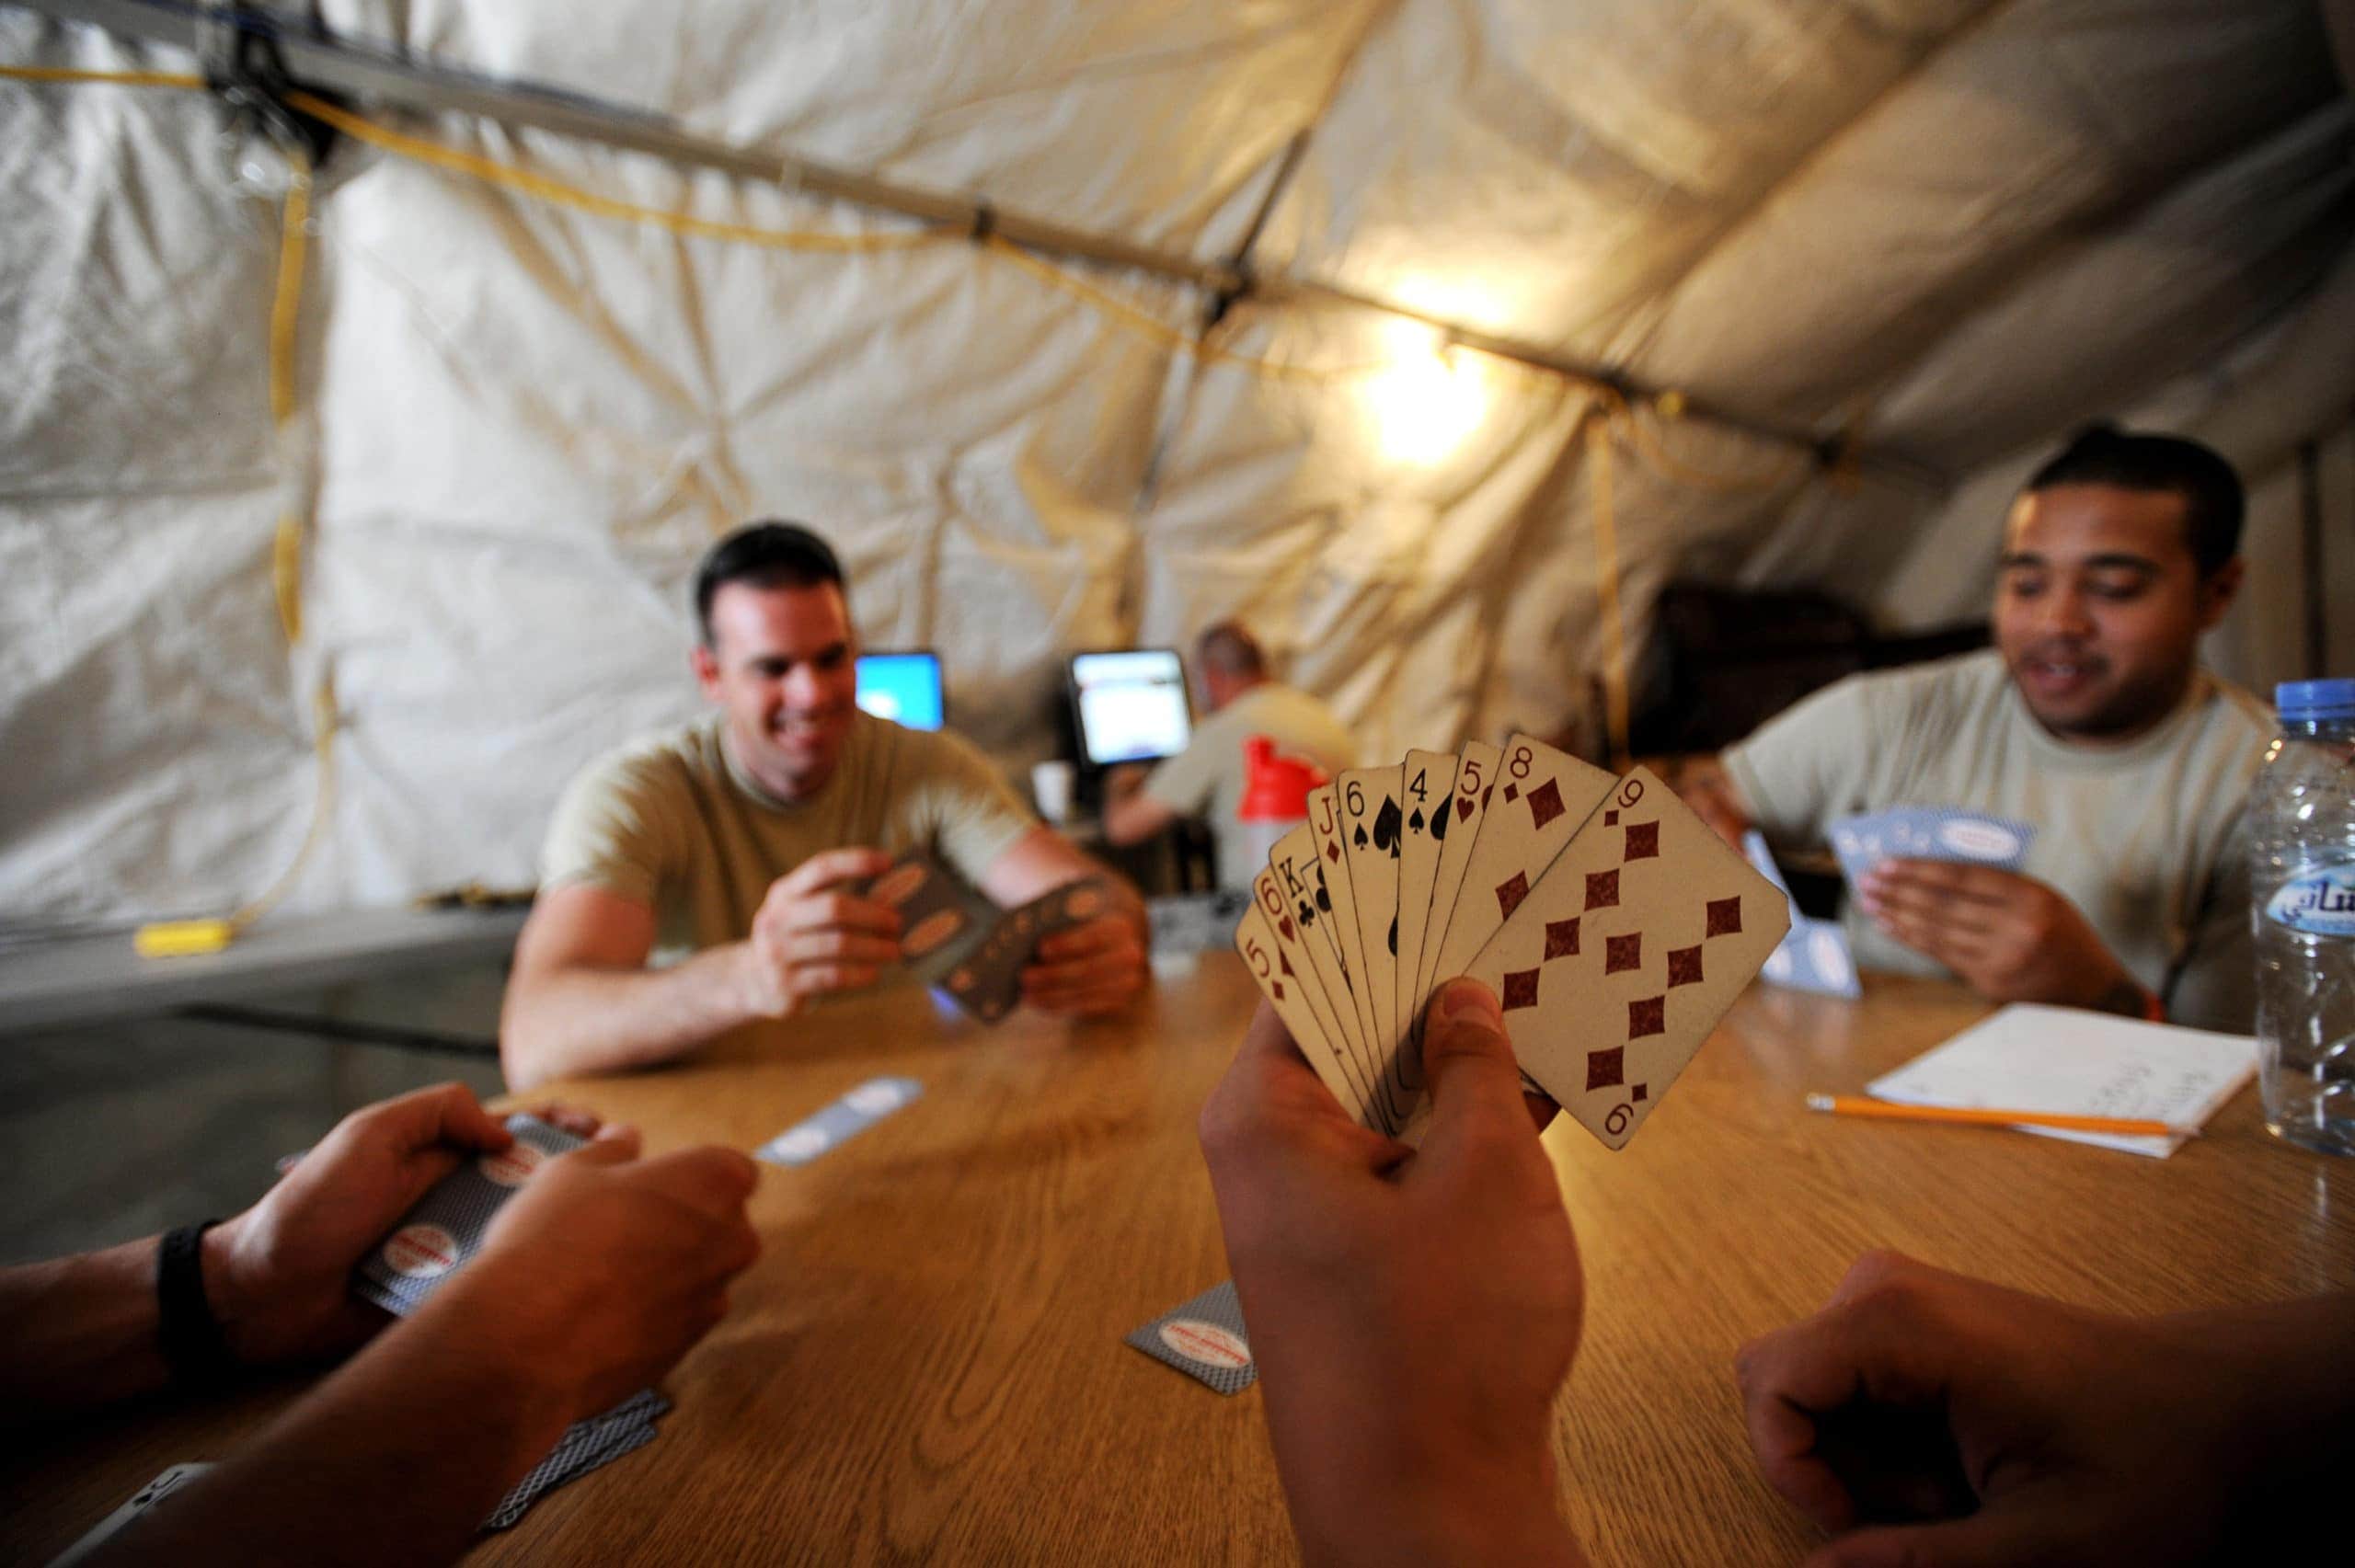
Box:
<box><xmin>157</xmin><ymin>1221</ymin><xmax>240</xmax><ymax>1389</ymax></box>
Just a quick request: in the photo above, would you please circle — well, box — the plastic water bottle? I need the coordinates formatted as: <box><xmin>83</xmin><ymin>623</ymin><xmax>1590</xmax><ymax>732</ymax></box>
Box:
<box><xmin>1231</xmin><ymin>736</ymin><xmax>1328</xmax><ymax>892</ymax></box>
<box><xmin>2249</xmin><ymin>678</ymin><xmax>2355</xmax><ymax>1156</ymax></box>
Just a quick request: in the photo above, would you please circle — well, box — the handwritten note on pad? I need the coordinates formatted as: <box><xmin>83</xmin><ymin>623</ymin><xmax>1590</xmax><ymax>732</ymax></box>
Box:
<box><xmin>1867</xmin><ymin>1004</ymin><xmax>2257</xmax><ymax>1158</ymax></box>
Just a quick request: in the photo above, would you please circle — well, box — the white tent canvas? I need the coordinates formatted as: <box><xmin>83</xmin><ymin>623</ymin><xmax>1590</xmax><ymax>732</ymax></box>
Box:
<box><xmin>3</xmin><ymin>0</ymin><xmax>2350</xmax><ymax>930</ymax></box>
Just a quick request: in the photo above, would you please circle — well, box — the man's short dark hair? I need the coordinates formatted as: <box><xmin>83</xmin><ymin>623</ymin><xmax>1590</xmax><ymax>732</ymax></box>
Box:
<box><xmin>2023</xmin><ymin>424</ymin><xmax>2245</xmax><ymax>576</ymax></box>
<box><xmin>694</xmin><ymin>521</ymin><xmax>844</xmax><ymax>646</ymax></box>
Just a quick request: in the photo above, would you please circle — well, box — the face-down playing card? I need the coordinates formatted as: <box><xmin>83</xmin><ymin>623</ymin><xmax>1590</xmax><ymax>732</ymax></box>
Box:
<box><xmin>859</xmin><ymin>851</ymin><xmax>999</xmax><ymax>986</ymax></box>
<box><xmin>354</xmin><ymin>1113</ymin><xmax>588</xmax><ymax>1317</ymax></box>
<box><xmin>1465</xmin><ymin>768</ymin><xmax>1790</xmax><ymax>1150</ymax></box>
<box><xmin>1742</xmin><ymin>830</ymin><xmax>1861</xmax><ymax>999</ymax></box>
<box><xmin>1828</xmin><ymin>807</ymin><xmax>2035</xmax><ymax>887</ymax></box>
<box><xmin>938</xmin><ymin>877</ymin><xmax>1112</xmax><ymax>1024</ymax></box>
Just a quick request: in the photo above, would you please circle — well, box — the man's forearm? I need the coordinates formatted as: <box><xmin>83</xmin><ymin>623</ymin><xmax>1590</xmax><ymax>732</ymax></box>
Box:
<box><xmin>502</xmin><ymin>944</ymin><xmax>760</xmax><ymax>1089</ymax></box>
<box><xmin>0</xmin><ymin>1239</ymin><xmax>173</xmax><ymax>1420</ymax></box>
<box><xmin>98</xmin><ymin>1314</ymin><xmax>577</xmax><ymax>1568</ymax></box>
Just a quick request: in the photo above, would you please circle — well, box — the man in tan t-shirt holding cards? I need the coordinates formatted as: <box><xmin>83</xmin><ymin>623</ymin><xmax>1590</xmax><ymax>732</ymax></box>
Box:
<box><xmin>500</xmin><ymin>523</ymin><xmax>1149</xmax><ymax>1089</ymax></box>
<box><xmin>1678</xmin><ymin>426</ymin><xmax>2271</xmax><ymax>1032</ymax></box>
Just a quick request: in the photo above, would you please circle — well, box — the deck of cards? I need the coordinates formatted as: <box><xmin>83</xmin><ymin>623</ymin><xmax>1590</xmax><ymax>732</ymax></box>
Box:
<box><xmin>858</xmin><ymin>852</ymin><xmax>1112</xmax><ymax>1024</ymax></box>
<box><xmin>1829</xmin><ymin>805</ymin><xmax>2037</xmax><ymax>885</ymax></box>
<box><xmin>1234</xmin><ymin>738</ymin><xmax>1791</xmax><ymax>1150</ymax></box>
<box><xmin>349</xmin><ymin>1114</ymin><xmax>671</xmax><ymax>1529</ymax></box>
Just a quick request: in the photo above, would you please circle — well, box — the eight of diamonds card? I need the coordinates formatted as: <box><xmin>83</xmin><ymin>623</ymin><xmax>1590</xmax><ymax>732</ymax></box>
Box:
<box><xmin>1422</xmin><ymin>735</ymin><xmax>1614</xmax><ymax>998</ymax></box>
<box><xmin>1465</xmin><ymin>768</ymin><xmax>1789</xmax><ymax>1150</ymax></box>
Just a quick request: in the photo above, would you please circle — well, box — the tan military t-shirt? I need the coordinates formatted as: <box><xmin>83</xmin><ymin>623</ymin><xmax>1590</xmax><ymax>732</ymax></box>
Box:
<box><xmin>1144</xmin><ymin>682</ymin><xmax>1358</xmax><ymax>889</ymax></box>
<box><xmin>1722</xmin><ymin>650</ymin><xmax>2271</xmax><ymax>1031</ymax></box>
<box><xmin>542</xmin><ymin>712</ymin><xmax>1036</xmax><ymax>960</ymax></box>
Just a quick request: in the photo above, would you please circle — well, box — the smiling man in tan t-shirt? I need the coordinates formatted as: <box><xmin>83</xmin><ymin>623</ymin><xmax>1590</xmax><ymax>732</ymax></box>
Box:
<box><xmin>500</xmin><ymin>522</ymin><xmax>1148</xmax><ymax>1089</ymax></box>
<box><xmin>1680</xmin><ymin>426</ymin><xmax>2270</xmax><ymax>1031</ymax></box>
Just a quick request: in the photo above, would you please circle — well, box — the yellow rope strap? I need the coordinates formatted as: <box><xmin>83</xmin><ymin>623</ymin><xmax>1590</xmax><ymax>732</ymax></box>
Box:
<box><xmin>0</xmin><ymin>63</ymin><xmax>202</xmax><ymax>88</ymax></box>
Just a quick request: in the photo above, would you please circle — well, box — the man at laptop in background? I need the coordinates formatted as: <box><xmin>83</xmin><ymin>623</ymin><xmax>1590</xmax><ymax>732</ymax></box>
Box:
<box><xmin>500</xmin><ymin>522</ymin><xmax>1147</xmax><ymax>1090</ymax></box>
<box><xmin>1099</xmin><ymin>621</ymin><xmax>1356</xmax><ymax>891</ymax></box>
<box><xmin>1679</xmin><ymin>426</ymin><xmax>2271</xmax><ymax>1032</ymax></box>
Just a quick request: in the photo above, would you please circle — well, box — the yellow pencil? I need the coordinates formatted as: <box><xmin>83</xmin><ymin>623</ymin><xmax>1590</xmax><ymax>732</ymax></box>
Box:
<box><xmin>1803</xmin><ymin>1093</ymin><xmax>2192</xmax><ymax>1140</ymax></box>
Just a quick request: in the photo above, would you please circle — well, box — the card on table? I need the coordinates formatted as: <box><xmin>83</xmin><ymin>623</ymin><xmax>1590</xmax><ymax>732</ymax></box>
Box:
<box><xmin>1465</xmin><ymin>768</ymin><xmax>1790</xmax><ymax>1150</ymax></box>
<box><xmin>755</xmin><ymin>1076</ymin><xmax>925</xmax><ymax>1166</ymax></box>
<box><xmin>1124</xmin><ymin>1278</ymin><xmax>1257</xmax><ymax>1396</ymax></box>
<box><xmin>52</xmin><ymin>1463</ymin><xmax>215</xmax><ymax>1567</ymax></box>
<box><xmin>353</xmin><ymin>1113</ymin><xmax>586</xmax><ymax>1318</ymax></box>
<box><xmin>1423</xmin><ymin>735</ymin><xmax>1615</xmax><ymax>995</ymax></box>
<box><xmin>1743</xmin><ymin>831</ymin><xmax>1862</xmax><ymax>999</ymax></box>
<box><xmin>484</xmin><ymin>1391</ymin><xmax>668</xmax><ymax>1529</ymax></box>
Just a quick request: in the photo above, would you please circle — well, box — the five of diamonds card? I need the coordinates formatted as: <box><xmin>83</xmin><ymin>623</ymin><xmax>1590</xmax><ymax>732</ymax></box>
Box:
<box><xmin>1235</xmin><ymin>737</ymin><xmax>1790</xmax><ymax>1151</ymax></box>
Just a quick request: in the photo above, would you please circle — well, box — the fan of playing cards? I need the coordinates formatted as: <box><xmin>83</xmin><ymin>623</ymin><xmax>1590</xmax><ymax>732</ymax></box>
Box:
<box><xmin>1234</xmin><ymin>737</ymin><xmax>1792</xmax><ymax>1150</ymax></box>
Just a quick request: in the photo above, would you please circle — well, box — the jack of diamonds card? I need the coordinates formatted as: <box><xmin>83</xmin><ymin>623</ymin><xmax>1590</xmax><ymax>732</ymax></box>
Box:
<box><xmin>1465</xmin><ymin>768</ymin><xmax>1790</xmax><ymax>1151</ymax></box>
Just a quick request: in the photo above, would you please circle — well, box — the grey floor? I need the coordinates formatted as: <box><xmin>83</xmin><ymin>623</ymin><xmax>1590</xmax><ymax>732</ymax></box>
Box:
<box><xmin>0</xmin><ymin>963</ymin><xmax>511</xmax><ymax>1266</ymax></box>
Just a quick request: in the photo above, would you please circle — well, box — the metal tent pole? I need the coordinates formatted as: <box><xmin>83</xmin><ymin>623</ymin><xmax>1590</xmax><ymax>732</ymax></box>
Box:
<box><xmin>20</xmin><ymin>0</ymin><xmax>1936</xmax><ymax>488</ymax></box>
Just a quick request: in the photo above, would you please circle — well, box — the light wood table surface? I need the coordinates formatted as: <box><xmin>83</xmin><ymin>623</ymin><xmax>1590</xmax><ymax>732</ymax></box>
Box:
<box><xmin>7</xmin><ymin>956</ymin><xmax>2354</xmax><ymax>1565</ymax></box>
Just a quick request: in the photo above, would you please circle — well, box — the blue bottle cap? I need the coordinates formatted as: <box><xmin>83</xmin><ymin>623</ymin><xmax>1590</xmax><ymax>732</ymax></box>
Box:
<box><xmin>2276</xmin><ymin>679</ymin><xmax>2355</xmax><ymax>721</ymax></box>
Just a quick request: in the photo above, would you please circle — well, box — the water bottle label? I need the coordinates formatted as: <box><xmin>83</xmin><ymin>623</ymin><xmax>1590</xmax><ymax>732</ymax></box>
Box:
<box><xmin>2265</xmin><ymin>867</ymin><xmax>2355</xmax><ymax>937</ymax></box>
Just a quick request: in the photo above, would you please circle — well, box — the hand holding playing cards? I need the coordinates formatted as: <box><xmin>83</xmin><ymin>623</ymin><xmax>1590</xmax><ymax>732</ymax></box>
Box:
<box><xmin>1855</xmin><ymin>860</ymin><xmax>2142</xmax><ymax>1012</ymax></box>
<box><xmin>205</xmin><ymin>1084</ymin><xmax>600</xmax><ymax>1368</ymax></box>
<box><xmin>423</xmin><ymin>1134</ymin><xmax>762</xmax><ymax>1425</ymax></box>
<box><xmin>1737</xmin><ymin>1252</ymin><xmax>2355</xmax><ymax>1566</ymax></box>
<box><xmin>1020</xmin><ymin>911</ymin><xmax>1147</xmax><ymax>1015</ymax></box>
<box><xmin>1200</xmin><ymin>984</ymin><xmax>1583</xmax><ymax>1567</ymax></box>
<box><xmin>738</xmin><ymin>847</ymin><xmax>903</xmax><ymax>1018</ymax></box>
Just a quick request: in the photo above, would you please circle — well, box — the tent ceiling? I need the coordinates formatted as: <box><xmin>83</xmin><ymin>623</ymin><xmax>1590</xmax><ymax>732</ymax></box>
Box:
<box><xmin>1</xmin><ymin>0</ymin><xmax>2349</xmax><ymax>926</ymax></box>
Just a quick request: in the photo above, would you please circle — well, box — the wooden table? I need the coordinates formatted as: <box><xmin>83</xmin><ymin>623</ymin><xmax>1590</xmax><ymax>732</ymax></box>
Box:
<box><xmin>7</xmin><ymin>956</ymin><xmax>2354</xmax><ymax>1564</ymax></box>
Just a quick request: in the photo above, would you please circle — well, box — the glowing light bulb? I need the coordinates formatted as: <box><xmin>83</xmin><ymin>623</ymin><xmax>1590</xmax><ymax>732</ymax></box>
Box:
<box><xmin>1364</xmin><ymin>322</ymin><xmax>1490</xmax><ymax>465</ymax></box>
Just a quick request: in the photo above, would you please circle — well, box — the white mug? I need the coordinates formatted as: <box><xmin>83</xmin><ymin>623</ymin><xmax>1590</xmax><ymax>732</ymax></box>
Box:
<box><xmin>1031</xmin><ymin>760</ymin><xmax>1076</xmax><ymax>824</ymax></box>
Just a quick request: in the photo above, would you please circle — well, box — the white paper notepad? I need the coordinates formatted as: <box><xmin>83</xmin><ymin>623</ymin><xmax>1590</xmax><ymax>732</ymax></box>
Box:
<box><xmin>1867</xmin><ymin>1003</ymin><xmax>2258</xmax><ymax>1158</ymax></box>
